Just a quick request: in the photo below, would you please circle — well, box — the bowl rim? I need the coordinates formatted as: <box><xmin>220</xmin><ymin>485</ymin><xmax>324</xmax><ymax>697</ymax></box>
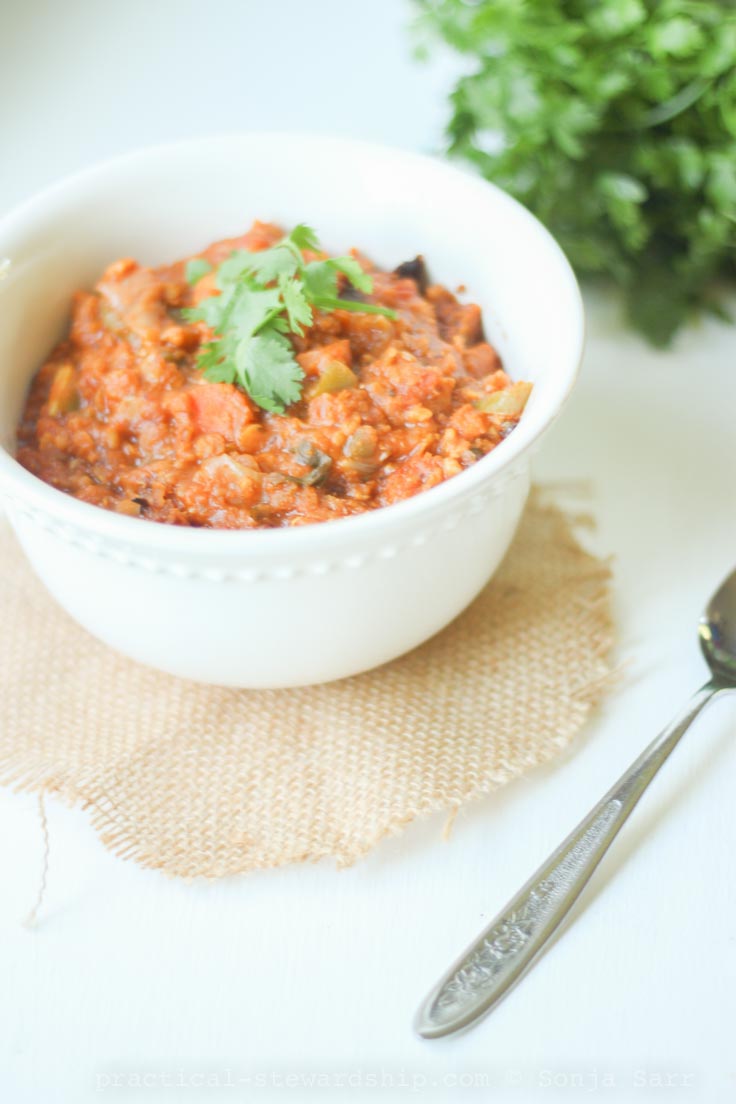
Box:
<box><xmin>0</xmin><ymin>132</ymin><xmax>584</xmax><ymax>557</ymax></box>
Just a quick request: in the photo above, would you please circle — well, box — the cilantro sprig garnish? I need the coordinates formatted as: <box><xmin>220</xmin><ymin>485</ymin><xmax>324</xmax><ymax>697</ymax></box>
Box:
<box><xmin>184</xmin><ymin>225</ymin><xmax>397</xmax><ymax>413</ymax></box>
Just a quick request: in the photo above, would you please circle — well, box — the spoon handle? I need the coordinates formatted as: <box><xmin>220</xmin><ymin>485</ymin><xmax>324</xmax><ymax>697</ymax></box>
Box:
<box><xmin>415</xmin><ymin>680</ymin><xmax>721</xmax><ymax>1039</ymax></box>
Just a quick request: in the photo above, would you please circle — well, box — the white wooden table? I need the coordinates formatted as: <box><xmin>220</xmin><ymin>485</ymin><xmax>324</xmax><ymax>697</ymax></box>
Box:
<box><xmin>2</xmin><ymin>3</ymin><xmax>735</xmax><ymax>1100</ymax></box>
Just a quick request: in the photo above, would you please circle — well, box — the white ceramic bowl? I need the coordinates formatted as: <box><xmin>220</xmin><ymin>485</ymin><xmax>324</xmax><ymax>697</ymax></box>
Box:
<box><xmin>0</xmin><ymin>134</ymin><xmax>583</xmax><ymax>687</ymax></box>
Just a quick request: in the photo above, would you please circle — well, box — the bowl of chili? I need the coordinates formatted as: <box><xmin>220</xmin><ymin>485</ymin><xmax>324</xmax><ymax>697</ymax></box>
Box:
<box><xmin>0</xmin><ymin>135</ymin><xmax>583</xmax><ymax>687</ymax></box>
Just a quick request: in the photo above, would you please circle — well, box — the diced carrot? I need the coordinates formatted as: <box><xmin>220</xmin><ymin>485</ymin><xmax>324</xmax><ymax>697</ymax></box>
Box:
<box><xmin>297</xmin><ymin>340</ymin><xmax>352</xmax><ymax>378</ymax></box>
<box><xmin>188</xmin><ymin>384</ymin><xmax>255</xmax><ymax>444</ymax></box>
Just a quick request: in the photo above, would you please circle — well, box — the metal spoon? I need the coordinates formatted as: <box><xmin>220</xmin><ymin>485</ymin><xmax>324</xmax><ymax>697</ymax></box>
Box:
<box><xmin>415</xmin><ymin>567</ymin><xmax>736</xmax><ymax>1039</ymax></box>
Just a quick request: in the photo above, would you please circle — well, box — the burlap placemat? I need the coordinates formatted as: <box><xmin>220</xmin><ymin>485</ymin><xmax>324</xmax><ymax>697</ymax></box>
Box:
<box><xmin>0</xmin><ymin>491</ymin><xmax>613</xmax><ymax>878</ymax></box>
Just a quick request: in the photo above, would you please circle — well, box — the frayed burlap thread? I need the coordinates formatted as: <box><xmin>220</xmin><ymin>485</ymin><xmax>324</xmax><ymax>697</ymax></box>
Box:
<box><xmin>0</xmin><ymin>492</ymin><xmax>613</xmax><ymax>878</ymax></box>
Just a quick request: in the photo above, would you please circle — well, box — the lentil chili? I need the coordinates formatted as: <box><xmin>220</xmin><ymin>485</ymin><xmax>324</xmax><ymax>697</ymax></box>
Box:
<box><xmin>16</xmin><ymin>223</ymin><xmax>532</xmax><ymax>529</ymax></box>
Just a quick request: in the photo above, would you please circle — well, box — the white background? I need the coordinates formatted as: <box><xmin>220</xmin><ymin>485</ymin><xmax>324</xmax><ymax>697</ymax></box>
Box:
<box><xmin>1</xmin><ymin>2</ymin><xmax>736</xmax><ymax>1101</ymax></box>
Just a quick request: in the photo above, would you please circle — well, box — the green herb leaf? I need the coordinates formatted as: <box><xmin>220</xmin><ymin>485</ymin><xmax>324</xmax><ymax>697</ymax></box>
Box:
<box><xmin>236</xmin><ymin>331</ymin><xmax>304</xmax><ymax>414</ymax></box>
<box><xmin>185</xmin><ymin>257</ymin><xmax>213</xmax><ymax>286</ymax></box>
<box><xmin>228</xmin><ymin>286</ymin><xmax>284</xmax><ymax>336</ymax></box>
<box><xmin>289</xmin><ymin>224</ymin><xmax>321</xmax><ymax>252</ymax></box>
<box><xmin>218</xmin><ymin>247</ymin><xmax>298</xmax><ymax>287</ymax></box>
<box><xmin>329</xmin><ymin>256</ymin><xmax>374</xmax><ymax>294</ymax></box>
<box><xmin>311</xmin><ymin>295</ymin><xmax>399</xmax><ymax>317</ymax></box>
<box><xmin>302</xmin><ymin>259</ymin><xmax>340</xmax><ymax>301</ymax></box>
<box><xmin>192</xmin><ymin>226</ymin><xmax>397</xmax><ymax>411</ymax></box>
<box><xmin>416</xmin><ymin>0</ymin><xmax>736</xmax><ymax>346</ymax></box>
<box><xmin>278</xmin><ymin>275</ymin><xmax>313</xmax><ymax>335</ymax></box>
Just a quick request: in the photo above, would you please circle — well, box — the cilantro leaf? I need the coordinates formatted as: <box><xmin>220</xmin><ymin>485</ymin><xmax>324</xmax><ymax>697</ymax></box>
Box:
<box><xmin>311</xmin><ymin>295</ymin><xmax>401</xmax><ymax>317</ymax></box>
<box><xmin>302</xmin><ymin>260</ymin><xmax>339</xmax><ymax>301</ymax></box>
<box><xmin>198</xmin><ymin>341</ymin><xmax>235</xmax><ymax>382</ymax></box>
<box><xmin>184</xmin><ymin>293</ymin><xmax>229</xmax><ymax>329</ymax></box>
<box><xmin>303</xmin><ymin>256</ymin><xmax>374</xmax><ymax>300</ymax></box>
<box><xmin>278</xmin><ymin>275</ymin><xmax>313</xmax><ymax>335</ymax></box>
<box><xmin>289</xmin><ymin>224</ymin><xmax>321</xmax><ymax>252</ymax></box>
<box><xmin>236</xmin><ymin>331</ymin><xmax>304</xmax><ymax>414</ymax></box>
<box><xmin>185</xmin><ymin>257</ymin><xmax>213</xmax><ymax>286</ymax></box>
<box><xmin>218</xmin><ymin>247</ymin><xmax>298</xmax><ymax>287</ymax></box>
<box><xmin>330</xmin><ymin>256</ymin><xmax>374</xmax><ymax>294</ymax></box>
<box><xmin>228</xmin><ymin>285</ymin><xmax>284</xmax><ymax>336</ymax></box>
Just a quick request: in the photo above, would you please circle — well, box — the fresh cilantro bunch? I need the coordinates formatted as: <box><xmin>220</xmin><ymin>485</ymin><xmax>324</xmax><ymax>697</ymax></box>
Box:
<box><xmin>185</xmin><ymin>225</ymin><xmax>395</xmax><ymax>412</ymax></box>
<box><xmin>415</xmin><ymin>0</ymin><xmax>736</xmax><ymax>346</ymax></box>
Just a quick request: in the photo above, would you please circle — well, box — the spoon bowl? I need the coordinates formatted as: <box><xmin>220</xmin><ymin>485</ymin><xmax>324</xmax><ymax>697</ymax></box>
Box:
<box><xmin>699</xmin><ymin>567</ymin><xmax>736</xmax><ymax>683</ymax></box>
